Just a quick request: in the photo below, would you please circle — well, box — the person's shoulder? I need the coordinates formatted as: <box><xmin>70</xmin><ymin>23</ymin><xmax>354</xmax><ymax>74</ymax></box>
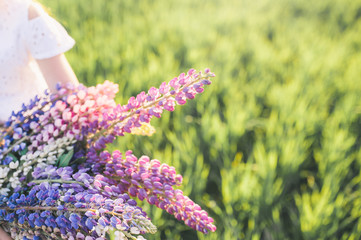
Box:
<box><xmin>28</xmin><ymin>1</ymin><xmax>44</xmax><ymax>20</ymax></box>
<box><xmin>1</xmin><ymin>0</ymin><xmax>41</xmax><ymax>21</ymax></box>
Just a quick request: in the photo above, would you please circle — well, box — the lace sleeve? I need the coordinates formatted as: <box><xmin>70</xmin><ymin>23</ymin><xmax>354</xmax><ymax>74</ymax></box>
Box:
<box><xmin>24</xmin><ymin>6</ymin><xmax>75</xmax><ymax>60</ymax></box>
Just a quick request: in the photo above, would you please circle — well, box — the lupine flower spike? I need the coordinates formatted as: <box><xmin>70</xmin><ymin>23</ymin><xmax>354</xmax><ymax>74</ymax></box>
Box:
<box><xmin>0</xmin><ymin>69</ymin><xmax>216</xmax><ymax>239</ymax></box>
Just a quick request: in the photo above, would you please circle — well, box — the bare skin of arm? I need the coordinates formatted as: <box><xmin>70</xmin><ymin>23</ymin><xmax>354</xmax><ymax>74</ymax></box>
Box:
<box><xmin>30</xmin><ymin>2</ymin><xmax>79</xmax><ymax>93</ymax></box>
<box><xmin>37</xmin><ymin>53</ymin><xmax>79</xmax><ymax>92</ymax></box>
<box><xmin>0</xmin><ymin>227</ymin><xmax>12</xmax><ymax>240</ymax></box>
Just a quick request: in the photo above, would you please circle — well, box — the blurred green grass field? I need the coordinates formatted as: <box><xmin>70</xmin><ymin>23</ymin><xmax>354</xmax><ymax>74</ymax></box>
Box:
<box><xmin>42</xmin><ymin>0</ymin><xmax>361</xmax><ymax>239</ymax></box>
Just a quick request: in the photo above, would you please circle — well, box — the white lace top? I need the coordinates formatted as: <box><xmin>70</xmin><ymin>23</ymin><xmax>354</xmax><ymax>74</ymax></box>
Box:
<box><xmin>0</xmin><ymin>0</ymin><xmax>75</xmax><ymax>122</ymax></box>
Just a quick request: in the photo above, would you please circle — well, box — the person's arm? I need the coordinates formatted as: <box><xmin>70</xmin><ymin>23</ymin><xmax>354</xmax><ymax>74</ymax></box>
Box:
<box><xmin>37</xmin><ymin>54</ymin><xmax>79</xmax><ymax>93</ymax></box>
<box><xmin>28</xmin><ymin>3</ymin><xmax>79</xmax><ymax>93</ymax></box>
<box><xmin>0</xmin><ymin>227</ymin><xmax>12</xmax><ymax>240</ymax></box>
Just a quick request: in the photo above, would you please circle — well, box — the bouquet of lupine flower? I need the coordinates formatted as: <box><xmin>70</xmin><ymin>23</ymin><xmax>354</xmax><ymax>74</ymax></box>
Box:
<box><xmin>0</xmin><ymin>69</ymin><xmax>216</xmax><ymax>240</ymax></box>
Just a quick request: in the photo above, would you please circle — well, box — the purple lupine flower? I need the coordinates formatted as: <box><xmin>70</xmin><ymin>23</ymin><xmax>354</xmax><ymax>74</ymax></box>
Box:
<box><xmin>0</xmin><ymin>168</ymin><xmax>156</xmax><ymax>239</ymax></box>
<box><xmin>88</xmin><ymin>149</ymin><xmax>216</xmax><ymax>234</ymax></box>
<box><xmin>0</xmin><ymin>68</ymin><xmax>216</xmax><ymax>239</ymax></box>
<box><xmin>87</xmin><ymin>69</ymin><xmax>215</xmax><ymax>151</ymax></box>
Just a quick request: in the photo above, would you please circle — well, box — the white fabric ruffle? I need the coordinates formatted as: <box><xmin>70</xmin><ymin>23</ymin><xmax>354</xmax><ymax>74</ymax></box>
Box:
<box><xmin>24</xmin><ymin>3</ymin><xmax>75</xmax><ymax>60</ymax></box>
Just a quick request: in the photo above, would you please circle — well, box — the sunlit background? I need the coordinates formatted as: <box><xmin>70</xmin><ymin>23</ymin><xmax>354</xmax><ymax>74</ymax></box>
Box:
<box><xmin>41</xmin><ymin>0</ymin><xmax>361</xmax><ymax>239</ymax></box>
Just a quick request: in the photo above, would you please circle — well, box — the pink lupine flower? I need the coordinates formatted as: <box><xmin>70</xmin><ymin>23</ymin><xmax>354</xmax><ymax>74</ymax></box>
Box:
<box><xmin>0</xmin><ymin>68</ymin><xmax>215</xmax><ymax>238</ymax></box>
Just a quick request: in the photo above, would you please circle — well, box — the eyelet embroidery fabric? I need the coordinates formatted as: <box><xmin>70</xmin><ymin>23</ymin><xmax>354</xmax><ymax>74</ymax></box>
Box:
<box><xmin>0</xmin><ymin>0</ymin><xmax>75</xmax><ymax>122</ymax></box>
<box><xmin>25</xmin><ymin>10</ymin><xmax>75</xmax><ymax>60</ymax></box>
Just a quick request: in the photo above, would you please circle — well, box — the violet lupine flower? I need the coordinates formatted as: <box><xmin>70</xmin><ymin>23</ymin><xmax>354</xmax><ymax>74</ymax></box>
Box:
<box><xmin>88</xmin><ymin>68</ymin><xmax>215</xmax><ymax>151</ymax></box>
<box><xmin>0</xmin><ymin>168</ymin><xmax>156</xmax><ymax>239</ymax></box>
<box><xmin>0</xmin><ymin>81</ymin><xmax>120</xmax><ymax>195</ymax></box>
<box><xmin>0</xmin><ymin>92</ymin><xmax>49</xmax><ymax>159</ymax></box>
<box><xmin>26</xmin><ymin>80</ymin><xmax>119</xmax><ymax>152</ymax></box>
<box><xmin>0</xmin><ymin>68</ymin><xmax>216</xmax><ymax>238</ymax></box>
<box><xmin>87</xmin><ymin>150</ymin><xmax>216</xmax><ymax>234</ymax></box>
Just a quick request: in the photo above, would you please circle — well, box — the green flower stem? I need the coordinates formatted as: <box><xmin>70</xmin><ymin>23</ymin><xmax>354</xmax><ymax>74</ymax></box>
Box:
<box><xmin>30</xmin><ymin>179</ymin><xmax>86</xmax><ymax>187</ymax></box>
<box><xmin>0</xmin><ymin>206</ymin><xmax>150</xmax><ymax>223</ymax></box>
<box><xmin>2</xmin><ymin>135</ymin><xmax>30</xmax><ymax>157</ymax></box>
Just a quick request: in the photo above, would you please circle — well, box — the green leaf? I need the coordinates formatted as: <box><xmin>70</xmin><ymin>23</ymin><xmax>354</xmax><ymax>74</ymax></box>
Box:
<box><xmin>20</xmin><ymin>147</ymin><xmax>28</xmax><ymax>156</ymax></box>
<box><xmin>7</xmin><ymin>153</ymin><xmax>18</xmax><ymax>162</ymax></box>
<box><xmin>57</xmin><ymin>149</ymin><xmax>74</xmax><ymax>167</ymax></box>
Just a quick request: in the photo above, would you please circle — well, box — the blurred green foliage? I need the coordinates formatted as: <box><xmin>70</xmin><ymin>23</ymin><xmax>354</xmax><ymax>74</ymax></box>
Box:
<box><xmin>41</xmin><ymin>0</ymin><xmax>361</xmax><ymax>239</ymax></box>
